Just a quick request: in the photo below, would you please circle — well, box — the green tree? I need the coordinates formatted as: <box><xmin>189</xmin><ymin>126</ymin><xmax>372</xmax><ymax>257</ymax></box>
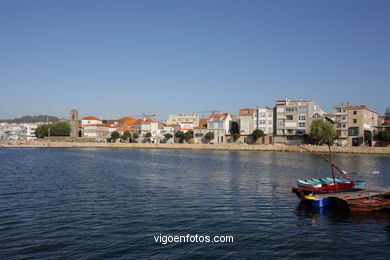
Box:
<box><xmin>133</xmin><ymin>133</ymin><xmax>139</xmax><ymax>139</ymax></box>
<box><xmin>364</xmin><ymin>131</ymin><xmax>372</xmax><ymax>146</ymax></box>
<box><xmin>385</xmin><ymin>107</ymin><xmax>390</xmax><ymax>121</ymax></box>
<box><xmin>35</xmin><ymin>124</ymin><xmax>49</xmax><ymax>138</ymax></box>
<box><xmin>35</xmin><ymin>122</ymin><xmax>71</xmax><ymax>138</ymax></box>
<box><xmin>204</xmin><ymin>132</ymin><xmax>215</xmax><ymax>143</ymax></box>
<box><xmin>251</xmin><ymin>129</ymin><xmax>264</xmax><ymax>143</ymax></box>
<box><xmin>232</xmin><ymin>133</ymin><xmax>240</xmax><ymax>142</ymax></box>
<box><xmin>164</xmin><ymin>133</ymin><xmax>173</xmax><ymax>140</ymax></box>
<box><xmin>51</xmin><ymin>121</ymin><xmax>71</xmax><ymax>136</ymax></box>
<box><xmin>145</xmin><ymin>132</ymin><xmax>152</xmax><ymax>138</ymax></box>
<box><xmin>378</xmin><ymin>129</ymin><xmax>390</xmax><ymax>141</ymax></box>
<box><xmin>183</xmin><ymin>131</ymin><xmax>193</xmax><ymax>142</ymax></box>
<box><xmin>122</xmin><ymin>131</ymin><xmax>131</xmax><ymax>141</ymax></box>
<box><xmin>111</xmin><ymin>131</ymin><xmax>120</xmax><ymax>141</ymax></box>
<box><xmin>309</xmin><ymin>119</ymin><xmax>337</xmax><ymax>145</ymax></box>
<box><xmin>175</xmin><ymin>131</ymin><xmax>184</xmax><ymax>139</ymax></box>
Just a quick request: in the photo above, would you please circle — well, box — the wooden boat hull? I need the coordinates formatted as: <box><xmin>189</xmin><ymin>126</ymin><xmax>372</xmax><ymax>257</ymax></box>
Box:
<box><xmin>292</xmin><ymin>182</ymin><xmax>355</xmax><ymax>200</ymax></box>
<box><xmin>329</xmin><ymin>191</ymin><xmax>390</xmax><ymax>212</ymax></box>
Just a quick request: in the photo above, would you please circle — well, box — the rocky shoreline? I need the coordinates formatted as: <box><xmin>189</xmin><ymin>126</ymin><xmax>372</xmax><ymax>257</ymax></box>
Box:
<box><xmin>1</xmin><ymin>142</ymin><xmax>390</xmax><ymax>154</ymax></box>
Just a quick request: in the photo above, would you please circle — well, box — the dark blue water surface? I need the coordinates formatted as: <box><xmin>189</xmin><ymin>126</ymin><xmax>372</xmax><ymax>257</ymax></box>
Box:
<box><xmin>1</xmin><ymin>148</ymin><xmax>390</xmax><ymax>259</ymax></box>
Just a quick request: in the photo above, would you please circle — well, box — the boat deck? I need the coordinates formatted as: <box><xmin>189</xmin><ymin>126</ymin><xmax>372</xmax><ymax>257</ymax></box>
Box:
<box><xmin>310</xmin><ymin>187</ymin><xmax>390</xmax><ymax>201</ymax></box>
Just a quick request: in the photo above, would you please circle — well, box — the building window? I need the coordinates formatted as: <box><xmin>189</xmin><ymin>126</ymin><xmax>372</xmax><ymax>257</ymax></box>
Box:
<box><xmin>286</xmin><ymin>108</ymin><xmax>295</xmax><ymax>113</ymax></box>
<box><xmin>353</xmin><ymin>111</ymin><xmax>357</xmax><ymax>115</ymax></box>
<box><xmin>298</xmin><ymin>115</ymin><xmax>305</xmax><ymax>120</ymax></box>
<box><xmin>298</xmin><ymin>122</ymin><xmax>305</xmax><ymax>127</ymax></box>
<box><xmin>259</xmin><ymin>120</ymin><xmax>265</xmax><ymax>125</ymax></box>
<box><xmin>298</xmin><ymin>107</ymin><xmax>308</xmax><ymax>113</ymax></box>
<box><xmin>353</xmin><ymin>119</ymin><xmax>357</xmax><ymax>124</ymax></box>
<box><xmin>277</xmin><ymin>121</ymin><xmax>284</xmax><ymax>127</ymax></box>
<box><xmin>286</xmin><ymin>115</ymin><xmax>293</xmax><ymax>120</ymax></box>
<box><xmin>348</xmin><ymin>127</ymin><xmax>359</xmax><ymax>136</ymax></box>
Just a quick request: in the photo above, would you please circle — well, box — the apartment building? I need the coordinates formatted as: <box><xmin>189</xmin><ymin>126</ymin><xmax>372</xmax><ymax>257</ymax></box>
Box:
<box><xmin>206</xmin><ymin>113</ymin><xmax>232</xmax><ymax>144</ymax></box>
<box><xmin>274</xmin><ymin>99</ymin><xmax>325</xmax><ymax>144</ymax></box>
<box><xmin>166</xmin><ymin>113</ymin><xmax>200</xmax><ymax>126</ymax></box>
<box><xmin>239</xmin><ymin>107</ymin><xmax>274</xmax><ymax>144</ymax></box>
<box><xmin>81</xmin><ymin>116</ymin><xmax>109</xmax><ymax>138</ymax></box>
<box><xmin>333</xmin><ymin>105</ymin><xmax>378</xmax><ymax>146</ymax></box>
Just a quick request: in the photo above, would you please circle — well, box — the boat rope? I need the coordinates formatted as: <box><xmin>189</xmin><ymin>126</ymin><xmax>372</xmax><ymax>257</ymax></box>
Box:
<box><xmin>300</xmin><ymin>145</ymin><xmax>350</xmax><ymax>180</ymax></box>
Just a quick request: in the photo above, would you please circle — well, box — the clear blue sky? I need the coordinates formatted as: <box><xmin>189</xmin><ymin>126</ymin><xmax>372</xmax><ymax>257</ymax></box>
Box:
<box><xmin>1</xmin><ymin>0</ymin><xmax>389</xmax><ymax>120</ymax></box>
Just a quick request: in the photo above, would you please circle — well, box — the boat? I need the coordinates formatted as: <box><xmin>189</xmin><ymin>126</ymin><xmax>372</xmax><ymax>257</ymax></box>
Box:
<box><xmin>293</xmin><ymin>182</ymin><xmax>356</xmax><ymax>200</ymax></box>
<box><xmin>330</xmin><ymin>191</ymin><xmax>390</xmax><ymax>212</ymax></box>
<box><xmin>292</xmin><ymin>145</ymin><xmax>364</xmax><ymax>200</ymax></box>
<box><xmin>297</xmin><ymin>179</ymin><xmax>322</xmax><ymax>188</ymax></box>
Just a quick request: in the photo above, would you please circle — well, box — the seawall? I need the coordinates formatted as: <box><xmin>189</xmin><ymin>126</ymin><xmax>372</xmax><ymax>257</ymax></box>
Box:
<box><xmin>1</xmin><ymin>142</ymin><xmax>390</xmax><ymax>154</ymax></box>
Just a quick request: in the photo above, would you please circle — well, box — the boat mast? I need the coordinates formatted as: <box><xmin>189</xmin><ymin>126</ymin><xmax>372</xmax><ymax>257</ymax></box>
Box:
<box><xmin>328</xmin><ymin>144</ymin><xmax>336</xmax><ymax>185</ymax></box>
<box><xmin>300</xmin><ymin>145</ymin><xmax>349</xmax><ymax>179</ymax></box>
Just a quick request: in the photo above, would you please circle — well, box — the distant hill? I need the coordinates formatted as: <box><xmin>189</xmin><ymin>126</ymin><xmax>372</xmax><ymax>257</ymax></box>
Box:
<box><xmin>0</xmin><ymin>115</ymin><xmax>61</xmax><ymax>123</ymax></box>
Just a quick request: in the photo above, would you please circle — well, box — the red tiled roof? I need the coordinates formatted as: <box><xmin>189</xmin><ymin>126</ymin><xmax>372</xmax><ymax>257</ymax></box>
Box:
<box><xmin>110</xmin><ymin>126</ymin><xmax>133</xmax><ymax>131</ymax></box>
<box><xmin>351</xmin><ymin>106</ymin><xmax>366</xmax><ymax>109</ymax></box>
<box><xmin>83</xmin><ymin>124</ymin><xmax>108</xmax><ymax>127</ymax></box>
<box><xmin>239</xmin><ymin>108</ymin><xmax>254</xmax><ymax>116</ymax></box>
<box><xmin>82</xmin><ymin>116</ymin><xmax>101</xmax><ymax>121</ymax></box>
<box><xmin>117</xmin><ymin>116</ymin><xmax>136</xmax><ymax>121</ymax></box>
<box><xmin>384</xmin><ymin>121</ymin><xmax>390</xmax><ymax>126</ymax></box>
<box><xmin>209</xmin><ymin>113</ymin><xmax>229</xmax><ymax>121</ymax></box>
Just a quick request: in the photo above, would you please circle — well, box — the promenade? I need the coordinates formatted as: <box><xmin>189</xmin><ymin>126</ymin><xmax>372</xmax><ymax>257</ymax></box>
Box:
<box><xmin>1</xmin><ymin>142</ymin><xmax>390</xmax><ymax>154</ymax></box>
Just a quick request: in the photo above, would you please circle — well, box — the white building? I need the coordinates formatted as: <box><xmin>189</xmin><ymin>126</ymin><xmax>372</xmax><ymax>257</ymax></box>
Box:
<box><xmin>274</xmin><ymin>99</ymin><xmax>326</xmax><ymax>144</ymax></box>
<box><xmin>81</xmin><ymin>116</ymin><xmax>109</xmax><ymax>138</ymax></box>
<box><xmin>167</xmin><ymin>113</ymin><xmax>200</xmax><ymax>126</ymax></box>
<box><xmin>239</xmin><ymin>107</ymin><xmax>274</xmax><ymax>144</ymax></box>
<box><xmin>207</xmin><ymin>113</ymin><xmax>233</xmax><ymax>144</ymax></box>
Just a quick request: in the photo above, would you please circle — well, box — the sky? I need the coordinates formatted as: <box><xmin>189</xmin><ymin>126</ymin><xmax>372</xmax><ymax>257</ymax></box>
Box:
<box><xmin>0</xmin><ymin>0</ymin><xmax>389</xmax><ymax>120</ymax></box>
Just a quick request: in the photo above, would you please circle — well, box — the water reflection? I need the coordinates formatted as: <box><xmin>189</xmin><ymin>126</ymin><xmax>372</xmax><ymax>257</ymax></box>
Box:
<box><xmin>296</xmin><ymin>201</ymin><xmax>390</xmax><ymax>238</ymax></box>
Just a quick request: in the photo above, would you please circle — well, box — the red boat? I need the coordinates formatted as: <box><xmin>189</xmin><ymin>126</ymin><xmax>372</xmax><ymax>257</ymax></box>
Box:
<box><xmin>329</xmin><ymin>191</ymin><xmax>390</xmax><ymax>212</ymax></box>
<box><xmin>293</xmin><ymin>182</ymin><xmax>355</xmax><ymax>200</ymax></box>
<box><xmin>292</xmin><ymin>145</ymin><xmax>364</xmax><ymax>200</ymax></box>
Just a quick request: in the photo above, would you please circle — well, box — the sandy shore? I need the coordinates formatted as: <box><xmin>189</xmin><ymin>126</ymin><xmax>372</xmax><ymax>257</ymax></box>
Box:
<box><xmin>1</xmin><ymin>142</ymin><xmax>390</xmax><ymax>154</ymax></box>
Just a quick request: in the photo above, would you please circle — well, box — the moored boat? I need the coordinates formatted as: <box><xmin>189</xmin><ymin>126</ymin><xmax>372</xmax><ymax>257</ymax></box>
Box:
<box><xmin>292</xmin><ymin>145</ymin><xmax>365</xmax><ymax>201</ymax></box>
<box><xmin>330</xmin><ymin>191</ymin><xmax>390</xmax><ymax>212</ymax></box>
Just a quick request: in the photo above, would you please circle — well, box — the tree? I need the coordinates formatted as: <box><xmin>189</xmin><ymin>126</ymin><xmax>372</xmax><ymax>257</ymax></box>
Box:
<box><xmin>122</xmin><ymin>131</ymin><xmax>131</xmax><ymax>141</ymax></box>
<box><xmin>133</xmin><ymin>133</ymin><xmax>139</xmax><ymax>139</ymax></box>
<box><xmin>385</xmin><ymin>107</ymin><xmax>390</xmax><ymax>121</ymax></box>
<box><xmin>251</xmin><ymin>129</ymin><xmax>264</xmax><ymax>143</ymax></box>
<box><xmin>51</xmin><ymin>121</ymin><xmax>71</xmax><ymax>136</ymax></box>
<box><xmin>175</xmin><ymin>131</ymin><xmax>184</xmax><ymax>139</ymax></box>
<box><xmin>183</xmin><ymin>131</ymin><xmax>193</xmax><ymax>142</ymax></box>
<box><xmin>35</xmin><ymin>122</ymin><xmax>71</xmax><ymax>138</ymax></box>
<box><xmin>204</xmin><ymin>132</ymin><xmax>215</xmax><ymax>143</ymax></box>
<box><xmin>111</xmin><ymin>131</ymin><xmax>120</xmax><ymax>141</ymax></box>
<box><xmin>164</xmin><ymin>133</ymin><xmax>173</xmax><ymax>140</ymax></box>
<box><xmin>378</xmin><ymin>129</ymin><xmax>390</xmax><ymax>141</ymax></box>
<box><xmin>145</xmin><ymin>132</ymin><xmax>152</xmax><ymax>143</ymax></box>
<box><xmin>232</xmin><ymin>133</ymin><xmax>240</xmax><ymax>142</ymax></box>
<box><xmin>364</xmin><ymin>130</ymin><xmax>372</xmax><ymax>146</ymax></box>
<box><xmin>35</xmin><ymin>124</ymin><xmax>49</xmax><ymax>138</ymax></box>
<box><xmin>309</xmin><ymin>119</ymin><xmax>337</xmax><ymax>145</ymax></box>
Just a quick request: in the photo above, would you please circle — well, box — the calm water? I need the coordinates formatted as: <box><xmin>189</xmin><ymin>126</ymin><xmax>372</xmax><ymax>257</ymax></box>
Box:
<box><xmin>1</xmin><ymin>148</ymin><xmax>390</xmax><ymax>259</ymax></box>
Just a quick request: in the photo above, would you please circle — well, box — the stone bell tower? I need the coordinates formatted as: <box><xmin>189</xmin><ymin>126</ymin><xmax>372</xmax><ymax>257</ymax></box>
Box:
<box><xmin>69</xmin><ymin>109</ymin><xmax>79</xmax><ymax>138</ymax></box>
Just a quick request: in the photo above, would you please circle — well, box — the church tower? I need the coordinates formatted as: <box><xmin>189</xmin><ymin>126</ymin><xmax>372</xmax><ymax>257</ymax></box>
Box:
<box><xmin>69</xmin><ymin>109</ymin><xmax>79</xmax><ymax>138</ymax></box>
